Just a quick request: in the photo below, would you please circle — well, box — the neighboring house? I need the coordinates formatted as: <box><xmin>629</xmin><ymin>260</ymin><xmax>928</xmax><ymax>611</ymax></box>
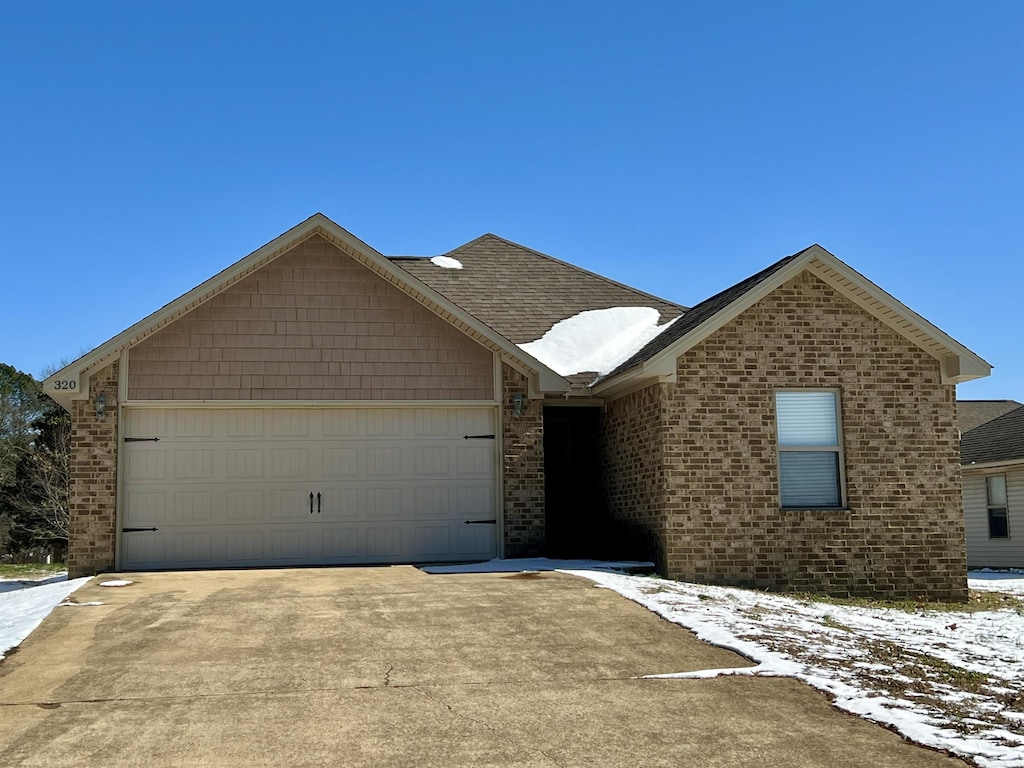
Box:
<box><xmin>45</xmin><ymin>214</ymin><xmax>990</xmax><ymax>599</ymax></box>
<box><xmin>959</xmin><ymin>401</ymin><xmax>1024</xmax><ymax>568</ymax></box>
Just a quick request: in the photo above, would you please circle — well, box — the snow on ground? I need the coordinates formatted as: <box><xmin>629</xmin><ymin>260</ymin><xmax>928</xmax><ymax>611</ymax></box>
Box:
<box><xmin>0</xmin><ymin>576</ymin><xmax>91</xmax><ymax>660</ymax></box>
<box><xmin>420</xmin><ymin>557</ymin><xmax>654</xmax><ymax>574</ymax></box>
<box><xmin>518</xmin><ymin>307</ymin><xmax>677</xmax><ymax>377</ymax></box>
<box><xmin>567</xmin><ymin>569</ymin><xmax>1024</xmax><ymax>768</ymax></box>
<box><xmin>971</xmin><ymin>570</ymin><xmax>1024</xmax><ymax>596</ymax></box>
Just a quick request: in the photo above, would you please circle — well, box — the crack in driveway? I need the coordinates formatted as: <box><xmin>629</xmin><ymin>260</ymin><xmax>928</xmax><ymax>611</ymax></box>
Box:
<box><xmin>411</xmin><ymin>684</ymin><xmax>564</xmax><ymax>767</ymax></box>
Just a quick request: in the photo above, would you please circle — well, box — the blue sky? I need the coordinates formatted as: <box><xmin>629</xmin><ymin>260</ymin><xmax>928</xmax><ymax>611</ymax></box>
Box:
<box><xmin>1</xmin><ymin>1</ymin><xmax>1021</xmax><ymax>401</ymax></box>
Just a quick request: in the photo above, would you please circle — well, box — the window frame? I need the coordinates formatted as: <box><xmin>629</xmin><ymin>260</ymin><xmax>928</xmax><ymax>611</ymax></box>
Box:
<box><xmin>774</xmin><ymin>389</ymin><xmax>847</xmax><ymax>510</ymax></box>
<box><xmin>985</xmin><ymin>474</ymin><xmax>1010</xmax><ymax>539</ymax></box>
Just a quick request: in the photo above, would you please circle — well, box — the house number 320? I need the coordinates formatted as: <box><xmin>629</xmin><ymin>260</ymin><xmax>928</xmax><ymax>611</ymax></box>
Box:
<box><xmin>53</xmin><ymin>380</ymin><xmax>77</xmax><ymax>390</ymax></box>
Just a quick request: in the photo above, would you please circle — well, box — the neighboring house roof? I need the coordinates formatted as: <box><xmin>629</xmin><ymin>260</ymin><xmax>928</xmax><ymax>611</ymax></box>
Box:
<box><xmin>591</xmin><ymin>244</ymin><xmax>991</xmax><ymax>395</ymax></box>
<box><xmin>960</xmin><ymin>405</ymin><xmax>1024</xmax><ymax>466</ymax></box>
<box><xmin>957</xmin><ymin>400</ymin><xmax>1024</xmax><ymax>434</ymax></box>
<box><xmin>390</xmin><ymin>234</ymin><xmax>685</xmax><ymax>345</ymax></box>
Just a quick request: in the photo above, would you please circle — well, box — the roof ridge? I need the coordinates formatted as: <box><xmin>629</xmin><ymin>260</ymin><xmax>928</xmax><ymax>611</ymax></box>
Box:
<box><xmin>445</xmin><ymin>233</ymin><xmax>688</xmax><ymax>312</ymax></box>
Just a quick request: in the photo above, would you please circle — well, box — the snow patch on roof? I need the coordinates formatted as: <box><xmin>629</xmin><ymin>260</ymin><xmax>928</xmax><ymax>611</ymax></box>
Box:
<box><xmin>430</xmin><ymin>255</ymin><xmax>463</xmax><ymax>270</ymax></box>
<box><xmin>518</xmin><ymin>307</ymin><xmax>678</xmax><ymax>377</ymax></box>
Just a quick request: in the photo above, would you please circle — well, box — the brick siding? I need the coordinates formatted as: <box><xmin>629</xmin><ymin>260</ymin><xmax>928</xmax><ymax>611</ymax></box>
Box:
<box><xmin>602</xmin><ymin>383</ymin><xmax>669</xmax><ymax>572</ymax></box>
<box><xmin>68</xmin><ymin>361</ymin><xmax>119</xmax><ymax>577</ymax></box>
<box><xmin>605</xmin><ymin>270</ymin><xmax>966</xmax><ymax>600</ymax></box>
<box><xmin>128</xmin><ymin>235</ymin><xmax>494</xmax><ymax>401</ymax></box>
<box><xmin>501</xmin><ymin>365</ymin><xmax>545</xmax><ymax>556</ymax></box>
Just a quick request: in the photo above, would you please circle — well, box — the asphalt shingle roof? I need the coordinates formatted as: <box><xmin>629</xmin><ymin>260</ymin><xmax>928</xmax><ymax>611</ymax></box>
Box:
<box><xmin>957</xmin><ymin>400</ymin><xmax>1023</xmax><ymax>434</ymax></box>
<box><xmin>599</xmin><ymin>247</ymin><xmax>811</xmax><ymax>380</ymax></box>
<box><xmin>960</xmin><ymin>405</ymin><xmax>1024</xmax><ymax>465</ymax></box>
<box><xmin>390</xmin><ymin>234</ymin><xmax>685</xmax><ymax>345</ymax></box>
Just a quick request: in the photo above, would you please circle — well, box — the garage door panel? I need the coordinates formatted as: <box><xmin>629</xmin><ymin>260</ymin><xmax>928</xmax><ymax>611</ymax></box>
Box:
<box><xmin>227</xmin><ymin>410</ymin><xmax>264</xmax><ymax>437</ymax></box>
<box><xmin>224</xmin><ymin>529</ymin><xmax>263</xmax><ymax>562</ymax></box>
<box><xmin>458</xmin><ymin>525</ymin><xmax>495</xmax><ymax>557</ymax></box>
<box><xmin>175</xmin><ymin>450</ymin><xmax>213</xmax><ymax>480</ymax></box>
<box><xmin>173</xmin><ymin>531</ymin><xmax>214</xmax><ymax>564</ymax></box>
<box><xmin>414</xmin><ymin>445</ymin><xmax>450</xmax><ymax>476</ymax></box>
<box><xmin>127</xmin><ymin>451</ymin><xmax>167</xmax><ymax>482</ymax></box>
<box><xmin>413</xmin><ymin>525</ymin><xmax>451</xmax><ymax>557</ymax></box>
<box><xmin>320</xmin><ymin>528</ymin><xmax>361</xmax><ymax>560</ymax></box>
<box><xmin>226</xmin><ymin>448</ymin><xmax>264</xmax><ymax>479</ymax></box>
<box><xmin>318</xmin><ymin>486</ymin><xmax>359</xmax><ymax>519</ymax></box>
<box><xmin>270</xmin><ymin>447</ymin><xmax>310</xmax><ymax>479</ymax></box>
<box><xmin>457</xmin><ymin>445</ymin><xmax>492</xmax><ymax>475</ymax></box>
<box><xmin>271</xmin><ymin>410</ymin><xmax>310</xmax><ymax>437</ymax></box>
<box><xmin>225</xmin><ymin>489</ymin><xmax>262</xmax><ymax>521</ymax></box>
<box><xmin>121</xmin><ymin>406</ymin><xmax>497</xmax><ymax>570</ymax></box>
<box><xmin>366</xmin><ymin>527</ymin><xmax>402</xmax><ymax>558</ymax></box>
<box><xmin>122</xmin><ymin>531</ymin><xmax>165</xmax><ymax>568</ymax></box>
<box><xmin>174</xmin><ymin>410</ymin><xmax>214</xmax><ymax>438</ymax></box>
<box><xmin>172</xmin><ymin>490</ymin><xmax>213</xmax><ymax>522</ymax></box>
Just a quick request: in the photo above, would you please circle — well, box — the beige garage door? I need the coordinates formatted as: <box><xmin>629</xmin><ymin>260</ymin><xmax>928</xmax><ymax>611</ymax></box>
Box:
<box><xmin>120</xmin><ymin>407</ymin><xmax>498</xmax><ymax>570</ymax></box>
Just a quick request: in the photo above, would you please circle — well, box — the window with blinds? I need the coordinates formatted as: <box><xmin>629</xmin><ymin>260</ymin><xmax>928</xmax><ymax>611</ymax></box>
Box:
<box><xmin>775</xmin><ymin>390</ymin><xmax>844</xmax><ymax>509</ymax></box>
<box><xmin>986</xmin><ymin>475</ymin><xmax>1009</xmax><ymax>538</ymax></box>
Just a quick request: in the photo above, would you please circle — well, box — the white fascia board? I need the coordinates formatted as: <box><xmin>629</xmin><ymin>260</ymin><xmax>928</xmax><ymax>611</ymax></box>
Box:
<box><xmin>592</xmin><ymin>244</ymin><xmax>992</xmax><ymax>398</ymax></box>
<box><xmin>591</xmin><ymin>249</ymin><xmax>817</xmax><ymax>398</ymax></box>
<box><xmin>815</xmin><ymin>252</ymin><xmax>991</xmax><ymax>383</ymax></box>
<box><xmin>42</xmin><ymin>213</ymin><xmax>570</xmax><ymax>411</ymax></box>
<box><xmin>961</xmin><ymin>458</ymin><xmax>1024</xmax><ymax>472</ymax></box>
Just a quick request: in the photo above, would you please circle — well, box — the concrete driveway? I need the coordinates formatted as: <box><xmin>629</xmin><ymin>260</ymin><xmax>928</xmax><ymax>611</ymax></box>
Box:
<box><xmin>0</xmin><ymin>567</ymin><xmax>965</xmax><ymax>767</ymax></box>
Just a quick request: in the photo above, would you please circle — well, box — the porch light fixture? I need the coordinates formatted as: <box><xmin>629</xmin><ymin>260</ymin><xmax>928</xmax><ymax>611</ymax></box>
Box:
<box><xmin>513</xmin><ymin>393</ymin><xmax>524</xmax><ymax>418</ymax></box>
<box><xmin>96</xmin><ymin>393</ymin><xmax>106</xmax><ymax>421</ymax></box>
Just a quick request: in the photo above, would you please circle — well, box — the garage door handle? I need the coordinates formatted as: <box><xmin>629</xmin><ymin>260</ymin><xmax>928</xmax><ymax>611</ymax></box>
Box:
<box><xmin>464</xmin><ymin>519</ymin><xmax>497</xmax><ymax>525</ymax></box>
<box><xmin>122</xmin><ymin>527</ymin><xmax>158</xmax><ymax>532</ymax></box>
<box><xmin>317</xmin><ymin>492</ymin><xmax>321</xmax><ymax>514</ymax></box>
<box><xmin>310</xmin><ymin>492</ymin><xmax>314</xmax><ymax>514</ymax></box>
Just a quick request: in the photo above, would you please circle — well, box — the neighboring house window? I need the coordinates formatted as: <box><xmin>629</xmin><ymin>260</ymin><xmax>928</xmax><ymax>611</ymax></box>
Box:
<box><xmin>986</xmin><ymin>475</ymin><xmax>1010</xmax><ymax>538</ymax></box>
<box><xmin>775</xmin><ymin>390</ymin><xmax>844</xmax><ymax>509</ymax></box>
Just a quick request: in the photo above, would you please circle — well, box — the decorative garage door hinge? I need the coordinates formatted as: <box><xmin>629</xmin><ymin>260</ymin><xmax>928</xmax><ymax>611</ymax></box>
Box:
<box><xmin>463</xmin><ymin>519</ymin><xmax>497</xmax><ymax>525</ymax></box>
<box><xmin>122</xmin><ymin>527</ymin><xmax>158</xmax><ymax>532</ymax></box>
<box><xmin>124</xmin><ymin>437</ymin><xmax>161</xmax><ymax>442</ymax></box>
<box><xmin>462</xmin><ymin>434</ymin><xmax>495</xmax><ymax>439</ymax></box>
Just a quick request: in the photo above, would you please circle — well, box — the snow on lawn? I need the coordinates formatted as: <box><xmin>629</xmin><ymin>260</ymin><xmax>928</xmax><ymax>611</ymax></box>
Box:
<box><xmin>0</xmin><ymin>576</ymin><xmax>91</xmax><ymax>660</ymax></box>
<box><xmin>569</xmin><ymin>570</ymin><xmax>1024</xmax><ymax>768</ymax></box>
<box><xmin>518</xmin><ymin>307</ymin><xmax>677</xmax><ymax>377</ymax></box>
<box><xmin>971</xmin><ymin>570</ymin><xmax>1024</xmax><ymax>596</ymax></box>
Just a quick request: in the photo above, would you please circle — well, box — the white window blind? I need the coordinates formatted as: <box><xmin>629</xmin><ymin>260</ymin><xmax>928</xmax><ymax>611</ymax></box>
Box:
<box><xmin>776</xmin><ymin>392</ymin><xmax>839</xmax><ymax>446</ymax></box>
<box><xmin>776</xmin><ymin>391</ymin><xmax>843</xmax><ymax>509</ymax></box>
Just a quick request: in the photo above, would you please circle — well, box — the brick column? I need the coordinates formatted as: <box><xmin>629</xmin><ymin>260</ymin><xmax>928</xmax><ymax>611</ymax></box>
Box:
<box><xmin>68</xmin><ymin>361</ymin><xmax>119</xmax><ymax>577</ymax></box>
<box><xmin>501</xmin><ymin>364</ymin><xmax>545</xmax><ymax>557</ymax></box>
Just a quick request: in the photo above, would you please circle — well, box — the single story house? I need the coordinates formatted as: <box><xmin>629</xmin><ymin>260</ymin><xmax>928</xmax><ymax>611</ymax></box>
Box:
<box><xmin>46</xmin><ymin>214</ymin><xmax>991</xmax><ymax>598</ymax></box>
<box><xmin>958</xmin><ymin>400</ymin><xmax>1024</xmax><ymax>568</ymax></box>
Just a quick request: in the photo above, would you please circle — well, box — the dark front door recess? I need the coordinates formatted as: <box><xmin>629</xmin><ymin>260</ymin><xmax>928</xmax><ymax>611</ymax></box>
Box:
<box><xmin>543</xmin><ymin>406</ymin><xmax>603</xmax><ymax>558</ymax></box>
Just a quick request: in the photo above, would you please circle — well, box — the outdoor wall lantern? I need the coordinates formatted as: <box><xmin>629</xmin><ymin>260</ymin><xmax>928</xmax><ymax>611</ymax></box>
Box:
<box><xmin>96</xmin><ymin>393</ymin><xmax>106</xmax><ymax>421</ymax></box>
<box><xmin>513</xmin><ymin>393</ymin><xmax>524</xmax><ymax>418</ymax></box>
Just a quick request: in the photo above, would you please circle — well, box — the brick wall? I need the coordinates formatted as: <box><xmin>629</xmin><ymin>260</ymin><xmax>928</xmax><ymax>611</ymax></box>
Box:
<box><xmin>68</xmin><ymin>361</ymin><xmax>119</xmax><ymax>577</ymax></box>
<box><xmin>602</xmin><ymin>383</ymin><xmax>669</xmax><ymax>572</ymax></box>
<box><xmin>501</xmin><ymin>365</ymin><xmax>545</xmax><ymax>556</ymax></box>
<box><xmin>657</xmin><ymin>270</ymin><xmax>965</xmax><ymax>600</ymax></box>
<box><xmin>129</xmin><ymin>235</ymin><xmax>494</xmax><ymax>401</ymax></box>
